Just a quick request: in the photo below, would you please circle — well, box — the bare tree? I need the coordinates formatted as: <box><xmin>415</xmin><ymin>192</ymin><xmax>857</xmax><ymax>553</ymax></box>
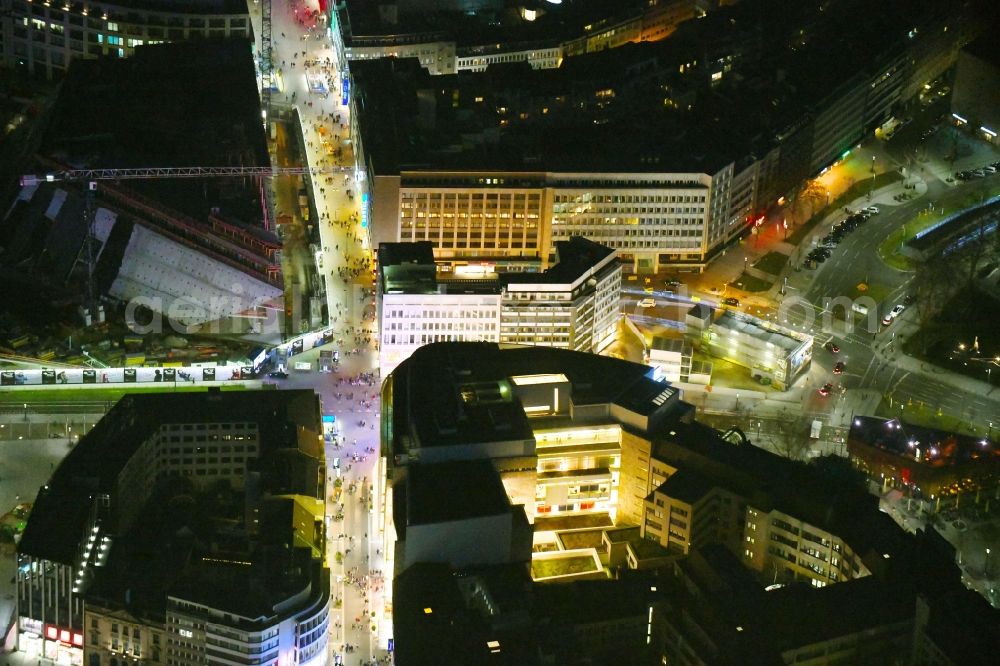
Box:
<box><xmin>770</xmin><ymin>412</ymin><xmax>814</xmax><ymax>460</ymax></box>
<box><xmin>909</xmin><ymin>251</ymin><xmax>961</xmax><ymax>355</ymax></box>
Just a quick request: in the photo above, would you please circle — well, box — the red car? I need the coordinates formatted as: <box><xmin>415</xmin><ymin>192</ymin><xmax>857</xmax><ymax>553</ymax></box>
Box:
<box><xmin>818</xmin><ymin>383</ymin><xmax>833</xmax><ymax>397</ymax></box>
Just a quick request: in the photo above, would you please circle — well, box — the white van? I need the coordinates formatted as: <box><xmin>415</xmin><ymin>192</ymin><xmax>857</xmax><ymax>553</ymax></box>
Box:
<box><xmin>851</xmin><ymin>302</ymin><xmax>869</xmax><ymax>316</ymax></box>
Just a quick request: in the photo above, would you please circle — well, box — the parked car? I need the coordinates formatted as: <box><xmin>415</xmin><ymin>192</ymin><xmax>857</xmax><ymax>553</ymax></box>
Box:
<box><xmin>268</xmin><ymin>370</ymin><xmax>289</xmax><ymax>379</ymax></box>
<box><xmin>722</xmin><ymin>297</ymin><xmax>741</xmax><ymax>307</ymax></box>
<box><xmin>666</xmin><ymin>279</ymin><xmax>683</xmax><ymax>288</ymax></box>
<box><xmin>882</xmin><ymin>303</ymin><xmax>906</xmax><ymax>326</ymax></box>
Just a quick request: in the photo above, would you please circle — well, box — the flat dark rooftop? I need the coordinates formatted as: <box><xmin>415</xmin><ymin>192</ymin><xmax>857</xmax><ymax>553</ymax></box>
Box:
<box><xmin>39</xmin><ymin>39</ymin><xmax>268</xmax><ymax>224</ymax></box>
<box><xmin>18</xmin><ymin>389</ymin><xmax>320</xmax><ymax>565</ymax></box>
<box><xmin>379</xmin><ymin>241</ymin><xmax>436</xmax><ymax>268</ymax></box>
<box><xmin>960</xmin><ymin>22</ymin><xmax>1000</xmax><ymax>68</ymax></box>
<box><xmin>406</xmin><ymin>459</ymin><xmax>511</xmax><ymax>526</ymax></box>
<box><xmin>849</xmin><ymin>415</ymin><xmax>999</xmax><ymax>468</ymax></box>
<box><xmin>655</xmin><ymin>468</ymin><xmax>713</xmax><ymax>504</ymax></box>
<box><xmin>351</xmin><ymin>55</ymin><xmax>744</xmax><ymax>176</ymax></box>
<box><xmin>501</xmin><ymin>237</ymin><xmax>615</xmax><ymax>285</ymax></box>
<box><xmin>341</xmin><ymin>0</ymin><xmax>650</xmax><ymax>47</ymax></box>
<box><xmin>387</xmin><ymin>343</ymin><xmax>659</xmax><ymax>457</ymax></box>
<box><xmin>62</xmin><ymin>0</ymin><xmax>249</xmax><ymax>15</ymax></box>
<box><xmin>612</xmin><ymin>376</ymin><xmax>678</xmax><ymax>417</ymax></box>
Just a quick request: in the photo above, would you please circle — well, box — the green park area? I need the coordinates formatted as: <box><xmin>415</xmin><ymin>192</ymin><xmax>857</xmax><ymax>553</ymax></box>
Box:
<box><xmin>730</xmin><ymin>271</ymin><xmax>772</xmax><ymax>292</ymax></box>
<box><xmin>879</xmin><ymin>180</ymin><xmax>1000</xmax><ymax>271</ymax></box>
<box><xmin>752</xmin><ymin>251</ymin><xmax>790</xmax><ymax>276</ymax></box>
<box><xmin>0</xmin><ymin>383</ymin><xmax>256</xmax><ymax>405</ymax></box>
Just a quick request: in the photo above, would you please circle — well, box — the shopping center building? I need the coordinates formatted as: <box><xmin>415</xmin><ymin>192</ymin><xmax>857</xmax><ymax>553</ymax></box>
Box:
<box><xmin>382</xmin><ymin>342</ymin><xmax>1000</xmax><ymax>663</ymax></box>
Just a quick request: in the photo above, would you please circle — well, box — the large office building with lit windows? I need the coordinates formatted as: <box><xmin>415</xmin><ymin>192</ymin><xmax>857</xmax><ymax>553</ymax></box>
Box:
<box><xmin>15</xmin><ymin>389</ymin><xmax>330</xmax><ymax>666</ymax></box>
<box><xmin>0</xmin><ymin>0</ymin><xmax>252</xmax><ymax>79</ymax></box>
<box><xmin>351</xmin><ymin>54</ymin><xmax>754</xmax><ymax>274</ymax></box>
<box><xmin>377</xmin><ymin>236</ymin><xmax>621</xmax><ymax>377</ymax></box>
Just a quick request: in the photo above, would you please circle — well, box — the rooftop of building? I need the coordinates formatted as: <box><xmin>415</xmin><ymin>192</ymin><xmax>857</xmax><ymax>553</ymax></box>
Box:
<box><xmin>653</xmin><ymin>467</ymin><xmax>713</xmax><ymax>504</ymax></box>
<box><xmin>387</xmin><ymin>343</ymin><xmax>664</xmax><ymax>457</ymax></box>
<box><xmin>18</xmin><ymin>389</ymin><xmax>321</xmax><ymax>566</ymax></box>
<box><xmin>379</xmin><ymin>240</ymin><xmax>437</xmax><ymax>268</ymax></box>
<box><xmin>755</xmin><ymin>577</ymin><xmax>917</xmax><ymax>653</ymax></box>
<box><xmin>686</xmin><ymin>303</ymin><xmax>712</xmax><ymax>321</ymax></box>
<box><xmin>340</xmin><ymin>0</ymin><xmax>651</xmax><ymax>47</ymax></box>
<box><xmin>61</xmin><ymin>0</ymin><xmax>249</xmax><ymax>16</ymax></box>
<box><xmin>848</xmin><ymin>415</ymin><xmax>998</xmax><ymax>468</ymax></box>
<box><xmin>39</xmin><ymin>39</ymin><xmax>268</xmax><ymax>225</ymax></box>
<box><xmin>502</xmin><ymin>237</ymin><xmax>616</xmax><ymax>287</ymax></box>
<box><xmin>711</xmin><ymin>310</ymin><xmax>809</xmax><ymax>354</ymax></box>
<box><xmin>379</xmin><ymin>236</ymin><xmax>616</xmax><ymax>295</ymax></box>
<box><xmin>392</xmin><ymin>561</ymin><xmax>537</xmax><ymax>665</ymax></box>
<box><xmin>352</xmin><ymin>0</ymin><xmax>980</xmax><ymax>179</ymax></box>
<box><xmin>405</xmin><ymin>460</ymin><xmax>512</xmax><ymax>526</ymax></box>
<box><xmin>611</xmin><ymin>375</ymin><xmax>679</xmax><ymax>418</ymax></box>
<box><xmin>651</xmin><ymin>336</ymin><xmax>690</xmax><ymax>353</ymax></box>
<box><xmin>962</xmin><ymin>26</ymin><xmax>1000</xmax><ymax>69</ymax></box>
<box><xmin>351</xmin><ymin>54</ymin><xmax>748</xmax><ymax>176</ymax></box>
<box><xmin>167</xmin><ymin>546</ymin><xmax>326</xmax><ymax>623</ymax></box>
<box><xmin>652</xmin><ymin>422</ymin><xmax>918</xmax><ymax>563</ymax></box>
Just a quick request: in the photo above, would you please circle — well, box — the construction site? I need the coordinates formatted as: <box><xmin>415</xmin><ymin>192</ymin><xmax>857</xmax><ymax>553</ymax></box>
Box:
<box><xmin>0</xmin><ymin>38</ymin><xmax>322</xmax><ymax>370</ymax></box>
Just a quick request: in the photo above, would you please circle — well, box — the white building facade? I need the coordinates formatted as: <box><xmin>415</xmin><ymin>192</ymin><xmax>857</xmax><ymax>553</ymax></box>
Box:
<box><xmin>379</xmin><ymin>291</ymin><xmax>502</xmax><ymax>378</ymax></box>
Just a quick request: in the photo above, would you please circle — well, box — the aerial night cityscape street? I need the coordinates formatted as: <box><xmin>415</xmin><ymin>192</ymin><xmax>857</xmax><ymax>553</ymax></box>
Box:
<box><xmin>1</xmin><ymin>0</ymin><xmax>999</xmax><ymax>664</ymax></box>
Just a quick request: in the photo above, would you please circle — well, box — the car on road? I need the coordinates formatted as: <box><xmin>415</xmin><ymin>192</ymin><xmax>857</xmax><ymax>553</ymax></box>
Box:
<box><xmin>644</xmin><ymin>286</ymin><xmax>655</xmax><ymax>293</ymax></box>
<box><xmin>666</xmin><ymin>279</ymin><xmax>683</xmax><ymax>288</ymax></box>
<box><xmin>638</xmin><ymin>298</ymin><xmax>656</xmax><ymax>308</ymax></box>
<box><xmin>882</xmin><ymin>303</ymin><xmax>905</xmax><ymax>326</ymax></box>
<box><xmin>721</xmin><ymin>297</ymin><xmax>740</xmax><ymax>307</ymax></box>
<box><xmin>825</xmin><ymin>341</ymin><xmax>840</xmax><ymax>353</ymax></box>
<box><xmin>833</xmin><ymin>361</ymin><xmax>845</xmax><ymax>375</ymax></box>
<box><xmin>903</xmin><ymin>293</ymin><xmax>916</xmax><ymax>306</ymax></box>
<box><xmin>818</xmin><ymin>383</ymin><xmax>833</xmax><ymax>397</ymax></box>
<box><xmin>268</xmin><ymin>370</ymin><xmax>289</xmax><ymax>379</ymax></box>
<box><xmin>952</xmin><ymin>520</ymin><xmax>967</xmax><ymax>531</ymax></box>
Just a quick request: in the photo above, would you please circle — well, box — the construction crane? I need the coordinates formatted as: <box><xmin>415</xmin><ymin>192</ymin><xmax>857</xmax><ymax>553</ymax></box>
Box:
<box><xmin>20</xmin><ymin>164</ymin><xmax>353</xmax><ymax>322</ymax></box>
<box><xmin>20</xmin><ymin>165</ymin><xmax>350</xmax><ymax>186</ymax></box>
<box><xmin>261</xmin><ymin>0</ymin><xmax>273</xmax><ymax>120</ymax></box>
